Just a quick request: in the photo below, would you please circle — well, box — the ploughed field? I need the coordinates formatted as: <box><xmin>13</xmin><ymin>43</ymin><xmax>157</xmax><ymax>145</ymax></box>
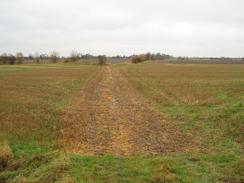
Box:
<box><xmin>0</xmin><ymin>62</ymin><xmax>243</xmax><ymax>183</ymax></box>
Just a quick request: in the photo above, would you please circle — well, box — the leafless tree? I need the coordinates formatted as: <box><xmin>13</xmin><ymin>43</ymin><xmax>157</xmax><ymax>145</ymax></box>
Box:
<box><xmin>49</xmin><ymin>51</ymin><xmax>59</xmax><ymax>63</ymax></box>
<box><xmin>34</xmin><ymin>52</ymin><xmax>40</xmax><ymax>64</ymax></box>
<box><xmin>70</xmin><ymin>51</ymin><xmax>80</xmax><ymax>62</ymax></box>
<box><xmin>16</xmin><ymin>52</ymin><xmax>24</xmax><ymax>64</ymax></box>
<box><xmin>144</xmin><ymin>53</ymin><xmax>152</xmax><ymax>60</ymax></box>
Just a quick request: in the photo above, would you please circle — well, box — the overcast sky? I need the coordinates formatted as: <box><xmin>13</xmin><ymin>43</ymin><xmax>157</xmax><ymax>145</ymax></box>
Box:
<box><xmin>0</xmin><ymin>0</ymin><xmax>243</xmax><ymax>57</ymax></box>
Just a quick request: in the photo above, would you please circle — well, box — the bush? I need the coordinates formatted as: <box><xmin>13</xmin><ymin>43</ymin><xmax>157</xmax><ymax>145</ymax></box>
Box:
<box><xmin>131</xmin><ymin>56</ymin><xmax>143</xmax><ymax>64</ymax></box>
<box><xmin>131</xmin><ymin>53</ymin><xmax>151</xmax><ymax>64</ymax></box>
<box><xmin>98</xmin><ymin>55</ymin><xmax>107</xmax><ymax>65</ymax></box>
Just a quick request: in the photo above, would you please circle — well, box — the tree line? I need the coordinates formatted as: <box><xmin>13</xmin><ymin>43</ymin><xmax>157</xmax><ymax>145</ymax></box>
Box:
<box><xmin>0</xmin><ymin>51</ymin><xmax>60</xmax><ymax>65</ymax></box>
<box><xmin>0</xmin><ymin>51</ymin><xmax>173</xmax><ymax>65</ymax></box>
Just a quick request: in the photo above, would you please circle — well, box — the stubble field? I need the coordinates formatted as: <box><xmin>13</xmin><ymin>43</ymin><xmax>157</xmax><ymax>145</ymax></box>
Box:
<box><xmin>0</xmin><ymin>62</ymin><xmax>243</xmax><ymax>183</ymax></box>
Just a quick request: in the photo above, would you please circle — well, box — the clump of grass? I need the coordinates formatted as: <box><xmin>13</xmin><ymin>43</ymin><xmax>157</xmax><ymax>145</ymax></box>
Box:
<box><xmin>0</xmin><ymin>151</ymin><xmax>73</xmax><ymax>183</ymax></box>
<box><xmin>0</xmin><ymin>141</ymin><xmax>13</xmax><ymax>171</ymax></box>
<box><xmin>150</xmin><ymin>164</ymin><xmax>176</xmax><ymax>183</ymax></box>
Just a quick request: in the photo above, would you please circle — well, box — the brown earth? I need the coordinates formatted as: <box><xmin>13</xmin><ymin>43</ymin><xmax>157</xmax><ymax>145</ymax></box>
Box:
<box><xmin>58</xmin><ymin>66</ymin><xmax>196</xmax><ymax>155</ymax></box>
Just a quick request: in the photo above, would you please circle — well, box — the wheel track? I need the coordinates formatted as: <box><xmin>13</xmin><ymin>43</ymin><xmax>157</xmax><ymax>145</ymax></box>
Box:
<box><xmin>58</xmin><ymin>65</ymin><xmax>196</xmax><ymax>155</ymax></box>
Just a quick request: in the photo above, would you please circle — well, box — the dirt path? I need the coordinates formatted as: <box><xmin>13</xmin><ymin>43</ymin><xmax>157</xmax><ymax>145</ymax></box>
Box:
<box><xmin>59</xmin><ymin>66</ymin><xmax>195</xmax><ymax>155</ymax></box>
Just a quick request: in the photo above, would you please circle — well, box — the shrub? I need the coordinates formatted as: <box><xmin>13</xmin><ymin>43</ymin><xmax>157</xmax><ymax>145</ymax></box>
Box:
<box><xmin>131</xmin><ymin>56</ymin><xmax>142</xmax><ymax>64</ymax></box>
<box><xmin>131</xmin><ymin>53</ymin><xmax>151</xmax><ymax>64</ymax></box>
<box><xmin>98</xmin><ymin>55</ymin><xmax>107</xmax><ymax>65</ymax></box>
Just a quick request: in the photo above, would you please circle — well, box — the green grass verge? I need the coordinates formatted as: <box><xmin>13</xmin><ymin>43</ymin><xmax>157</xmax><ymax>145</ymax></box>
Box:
<box><xmin>69</xmin><ymin>152</ymin><xmax>243</xmax><ymax>183</ymax></box>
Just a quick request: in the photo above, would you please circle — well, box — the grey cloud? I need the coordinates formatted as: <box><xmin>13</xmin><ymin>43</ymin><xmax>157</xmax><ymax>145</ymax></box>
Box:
<box><xmin>0</xmin><ymin>0</ymin><xmax>243</xmax><ymax>56</ymax></box>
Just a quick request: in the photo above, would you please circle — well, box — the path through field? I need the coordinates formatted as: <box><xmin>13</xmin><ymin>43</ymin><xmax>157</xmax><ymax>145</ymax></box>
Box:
<box><xmin>59</xmin><ymin>66</ymin><xmax>193</xmax><ymax>155</ymax></box>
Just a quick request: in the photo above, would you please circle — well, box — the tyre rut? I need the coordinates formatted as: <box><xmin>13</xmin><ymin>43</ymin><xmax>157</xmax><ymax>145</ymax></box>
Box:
<box><xmin>59</xmin><ymin>66</ymin><xmax>196</xmax><ymax>155</ymax></box>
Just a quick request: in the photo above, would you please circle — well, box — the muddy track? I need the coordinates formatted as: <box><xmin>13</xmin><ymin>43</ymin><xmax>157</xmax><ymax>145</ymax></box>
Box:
<box><xmin>58</xmin><ymin>66</ymin><xmax>195</xmax><ymax>155</ymax></box>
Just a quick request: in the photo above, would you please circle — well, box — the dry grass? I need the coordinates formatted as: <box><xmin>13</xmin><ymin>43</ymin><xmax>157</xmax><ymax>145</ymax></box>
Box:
<box><xmin>1</xmin><ymin>62</ymin><xmax>243</xmax><ymax>182</ymax></box>
<box><xmin>59</xmin><ymin>66</ymin><xmax>195</xmax><ymax>156</ymax></box>
<box><xmin>0</xmin><ymin>64</ymin><xmax>97</xmax><ymax>148</ymax></box>
<box><xmin>116</xmin><ymin>63</ymin><xmax>244</xmax><ymax>148</ymax></box>
<box><xmin>0</xmin><ymin>141</ymin><xmax>13</xmax><ymax>171</ymax></box>
<box><xmin>0</xmin><ymin>64</ymin><xmax>97</xmax><ymax>183</ymax></box>
<box><xmin>112</xmin><ymin>62</ymin><xmax>244</xmax><ymax>182</ymax></box>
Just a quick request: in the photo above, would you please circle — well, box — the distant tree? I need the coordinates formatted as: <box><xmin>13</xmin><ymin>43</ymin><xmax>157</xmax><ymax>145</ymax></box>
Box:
<box><xmin>8</xmin><ymin>54</ymin><xmax>16</xmax><ymax>65</ymax></box>
<box><xmin>144</xmin><ymin>53</ymin><xmax>152</xmax><ymax>61</ymax></box>
<box><xmin>40</xmin><ymin>54</ymin><xmax>48</xmax><ymax>60</ymax></box>
<box><xmin>98</xmin><ymin>55</ymin><xmax>107</xmax><ymax>65</ymax></box>
<box><xmin>28</xmin><ymin>54</ymin><xmax>34</xmax><ymax>60</ymax></box>
<box><xmin>150</xmin><ymin>53</ymin><xmax>173</xmax><ymax>60</ymax></box>
<box><xmin>16</xmin><ymin>52</ymin><xmax>24</xmax><ymax>64</ymax></box>
<box><xmin>0</xmin><ymin>53</ymin><xmax>8</xmax><ymax>64</ymax></box>
<box><xmin>49</xmin><ymin>51</ymin><xmax>59</xmax><ymax>63</ymax></box>
<box><xmin>131</xmin><ymin>56</ymin><xmax>142</xmax><ymax>64</ymax></box>
<box><xmin>34</xmin><ymin>52</ymin><xmax>40</xmax><ymax>64</ymax></box>
<box><xmin>70</xmin><ymin>51</ymin><xmax>80</xmax><ymax>62</ymax></box>
<box><xmin>82</xmin><ymin>54</ymin><xmax>96</xmax><ymax>59</ymax></box>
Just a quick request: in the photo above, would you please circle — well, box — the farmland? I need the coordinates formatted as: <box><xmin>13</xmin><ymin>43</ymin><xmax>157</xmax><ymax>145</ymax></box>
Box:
<box><xmin>0</xmin><ymin>62</ymin><xmax>244</xmax><ymax>182</ymax></box>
